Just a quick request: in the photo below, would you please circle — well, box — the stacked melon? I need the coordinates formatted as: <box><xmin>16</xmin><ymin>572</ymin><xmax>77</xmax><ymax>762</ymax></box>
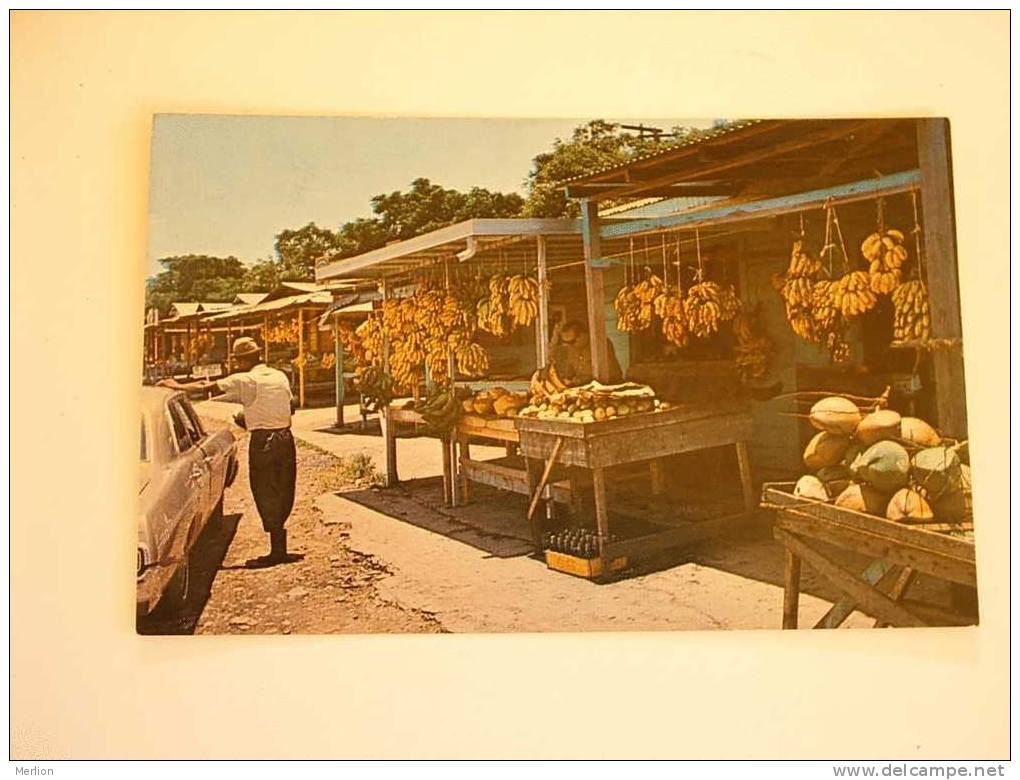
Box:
<box><xmin>793</xmin><ymin>396</ymin><xmax>972</xmax><ymax>526</ymax></box>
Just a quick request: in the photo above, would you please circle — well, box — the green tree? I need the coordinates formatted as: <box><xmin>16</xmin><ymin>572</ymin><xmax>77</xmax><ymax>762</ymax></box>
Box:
<box><xmin>145</xmin><ymin>254</ymin><xmax>247</xmax><ymax>315</ymax></box>
<box><xmin>521</xmin><ymin>119</ymin><xmax>714</xmax><ymax>218</ymax></box>
<box><xmin>242</xmin><ymin>257</ymin><xmax>283</xmax><ymax>292</ymax></box>
<box><xmin>274</xmin><ymin>222</ymin><xmax>344</xmax><ymax>281</ymax></box>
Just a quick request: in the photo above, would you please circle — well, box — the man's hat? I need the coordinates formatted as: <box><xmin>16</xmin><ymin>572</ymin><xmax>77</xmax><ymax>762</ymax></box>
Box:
<box><xmin>231</xmin><ymin>336</ymin><xmax>261</xmax><ymax>358</ymax></box>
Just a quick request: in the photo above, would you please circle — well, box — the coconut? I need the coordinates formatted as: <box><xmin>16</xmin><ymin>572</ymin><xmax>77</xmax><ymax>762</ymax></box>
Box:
<box><xmin>886</xmin><ymin>487</ymin><xmax>935</xmax><ymax>523</ymax></box>
<box><xmin>835</xmin><ymin>482</ymin><xmax>888</xmax><ymax>515</ymax></box>
<box><xmin>933</xmin><ymin>487</ymin><xmax>972</xmax><ymax>521</ymax></box>
<box><xmin>816</xmin><ymin>464</ymin><xmax>853</xmax><ymax>498</ymax></box>
<box><xmin>856</xmin><ymin>409</ymin><xmax>902</xmax><ymax>446</ymax></box>
<box><xmin>803</xmin><ymin>431</ymin><xmax>851</xmax><ymax>470</ymax></box>
<box><xmin>851</xmin><ymin>440</ymin><xmax>911</xmax><ymax>492</ymax></box>
<box><xmin>900</xmin><ymin>417</ymin><xmax>941</xmax><ymax>447</ymax></box>
<box><xmin>809</xmin><ymin>396</ymin><xmax>863</xmax><ymax>435</ymax></box>
<box><xmin>794</xmin><ymin>475</ymin><xmax>829</xmax><ymax>502</ymax></box>
<box><xmin>911</xmin><ymin>446</ymin><xmax>963</xmax><ymax>501</ymax></box>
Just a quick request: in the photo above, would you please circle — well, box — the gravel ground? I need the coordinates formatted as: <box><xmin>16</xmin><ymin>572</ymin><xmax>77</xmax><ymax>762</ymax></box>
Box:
<box><xmin>138</xmin><ymin>420</ymin><xmax>444</xmax><ymax>635</ymax></box>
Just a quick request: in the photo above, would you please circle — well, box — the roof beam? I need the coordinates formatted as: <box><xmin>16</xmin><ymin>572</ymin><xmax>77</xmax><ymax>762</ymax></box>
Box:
<box><xmin>565</xmin><ymin>182</ymin><xmax>737</xmax><ymax>199</ymax></box>
<box><xmin>576</xmin><ymin>121</ymin><xmax>874</xmax><ymax>203</ymax></box>
<box><xmin>599</xmin><ymin>169</ymin><xmax>920</xmax><ymax>241</ymax></box>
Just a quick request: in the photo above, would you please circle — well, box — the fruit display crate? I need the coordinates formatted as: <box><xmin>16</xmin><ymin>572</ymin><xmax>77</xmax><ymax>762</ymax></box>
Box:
<box><xmin>761</xmin><ymin>482</ymin><xmax>977</xmax><ymax>629</ymax></box>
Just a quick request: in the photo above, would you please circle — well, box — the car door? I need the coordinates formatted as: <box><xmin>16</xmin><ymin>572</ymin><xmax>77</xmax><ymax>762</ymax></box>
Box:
<box><xmin>167</xmin><ymin>397</ymin><xmax>211</xmax><ymax>552</ymax></box>
<box><xmin>179</xmin><ymin>396</ymin><xmax>228</xmax><ymax>509</ymax></box>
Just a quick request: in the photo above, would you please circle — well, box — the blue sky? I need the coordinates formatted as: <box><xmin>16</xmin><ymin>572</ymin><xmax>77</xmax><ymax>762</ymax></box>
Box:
<box><xmin>146</xmin><ymin>115</ymin><xmax>708</xmax><ymax>277</ymax></box>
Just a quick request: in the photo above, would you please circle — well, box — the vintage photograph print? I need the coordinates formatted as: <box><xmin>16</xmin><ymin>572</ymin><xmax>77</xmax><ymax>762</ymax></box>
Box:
<box><xmin>138</xmin><ymin>116</ymin><xmax>974</xmax><ymax>635</ymax></box>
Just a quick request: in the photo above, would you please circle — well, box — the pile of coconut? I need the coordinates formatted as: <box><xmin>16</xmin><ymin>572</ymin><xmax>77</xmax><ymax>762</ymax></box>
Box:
<box><xmin>793</xmin><ymin>396</ymin><xmax>972</xmax><ymax>528</ymax></box>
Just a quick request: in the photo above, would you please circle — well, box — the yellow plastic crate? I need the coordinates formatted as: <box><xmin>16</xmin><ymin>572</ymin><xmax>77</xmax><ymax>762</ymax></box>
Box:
<box><xmin>545</xmin><ymin>550</ymin><xmax>628</xmax><ymax>579</ymax></box>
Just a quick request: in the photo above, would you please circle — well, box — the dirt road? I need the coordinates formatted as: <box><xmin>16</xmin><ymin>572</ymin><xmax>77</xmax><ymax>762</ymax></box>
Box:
<box><xmin>138</xmin><ymin>421</ymin><xmax>444</xmax><ymax>635</ymax></box>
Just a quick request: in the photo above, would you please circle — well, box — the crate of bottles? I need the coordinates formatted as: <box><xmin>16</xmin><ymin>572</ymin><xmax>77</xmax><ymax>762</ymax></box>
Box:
<box><xmin>542</xmin><ymin>527</ymin><xmax>627</xmax><ymax>579</ymax></box>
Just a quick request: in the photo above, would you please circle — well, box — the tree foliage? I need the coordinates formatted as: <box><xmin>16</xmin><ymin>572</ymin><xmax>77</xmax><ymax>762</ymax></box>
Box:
<box><xmin>146</xmin><ymin>254</ymin><xmax>247</xmax><ymax>315</ymax></box>
<box><xmin>274</xmin><ymin>222</ymin><xmax>345</xmax><ymax>281</ymax></box>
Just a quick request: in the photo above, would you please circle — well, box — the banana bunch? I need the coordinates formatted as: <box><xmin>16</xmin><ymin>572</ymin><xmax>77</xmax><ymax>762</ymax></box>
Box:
<box><xmin>528</xmin><ymin>363</ymin><xmax>569</xmax><ymax>404</ymax></box>
<box><xmin>658</xmin><ymin>292</ymin><xmax>688</xmax><ymax>348</ymax></box>
<box><xmin>355</xmin><ymin>316</ymin><xmax>384</xmax><ymax>365</ymax></box>
<box><xmin>266</xmin><ymin>317</ymin><xmax>301</xmax><ymax>346</ymax></box>
<box><xmin>732</xmin><ymin>305</ymin><xmax>773</xmax><ymax>381</ymax></box>
<box><xmin>811</xmin><ymin>280</ymin><xmax>841</xmax><ymax>333</ymax></box>
<box><xmin>862</xmin><ymin>229</ymin><xmax>908</xmax><ymax>295</ymax></box>
<box><xmin>892</xmin><ymin>279</ymin><xmax>931</xmax><ymax>342</ymax></box>
<box><xmin>613</xmin><ymin>285</ymin><xmax>646</xmax><ymax>332</ymax></box>
<box><xmin>478</xmin><ymin>274</ymin><xmax>510</xmax><ymax>336</ymax></box>
<box><xmin>389</xmin><ymin>330</ymin><xmax>427</xmax><ymax>391</ymax></box>
<box><xmin>787</xmin><ymin>239</ymin><xmax>822</xmax><ymax>278</ymax></box>
<box><xmin>440</xmin><ymin>294</ymin><xmax>468</xmax><ymax>330</ymax></box>
<box><xmin>833</xmin><ymin>270</ymin><xmax>878</xmax><ymax>318</ymax></box>
<box><xmin>356</xmin><ymin>365</ymin><xmax>394</xmax><ymax>412</ymax></box>
<box><xmin>683</xmin><ymin>281</ymin><xmax>740</xmax><ymax>338</ymax></box>
<box><xmin>455</xmin><ymin>341</ymin><xmax>490</xmax><ymax>377</ymax></box>
<box><xmin>508</xmin><ymin>274</ymin><xmax>542</xmax><ymax>328</ymax></box>
<box><xmin>319</xmin><ymin>352</ymin><xmax>336</xmax><ymax>370</ymax></box>
<box><xmin>417</xmin><ymin>384</ymin><xmax>464</xmax><ymax>435</ymax></box>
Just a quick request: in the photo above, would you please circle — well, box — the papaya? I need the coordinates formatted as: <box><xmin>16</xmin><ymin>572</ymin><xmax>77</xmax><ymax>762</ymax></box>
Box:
<box><xmin>803</xmin><ymin>431</ymin><xmax>851</xmax><ymax>470</ymax></box>
<box><xmin>809</xmin><ymin>396</ymin><xmax>862</xmax><ymax>435</ymax></box>
<box><xmin>472</xmin><ymin>398</ymin><xmax>494</xmax><ymax>416</ymax></box>
<box><xmin>851</xmin><ymin>440</ymin><xmax>910</xmax><ymax>492</ymax></box>
<box><xmin>900</xmin><ymin>417</ymin><xmax>941</xmax><ymax>447</ymax></box>
<box><xmin>886</xmin><ymin>487</ymin><xmax>934</xmax><ymax>523</ymax></box>
<box><xmin>856</xmin><ymin>409</ymin><xmax>902</xmax><ymax>446</ymax></box>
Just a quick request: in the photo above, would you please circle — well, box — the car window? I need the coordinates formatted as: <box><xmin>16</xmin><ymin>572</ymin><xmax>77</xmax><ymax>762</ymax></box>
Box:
<box><xmin>167</xmin><ymin>401</ymin><xmax>194</xmax><ymax>453</ymax></box>
<box><xmin>140</xmin><ymin>415</ymin><xmax>149</xmax><ymax>461</ymax></box>
<box><xmin>172</xmin><ymin>398</ymin><xmax>204</xmax><ymax>448</ymax></box>
<box><xmin>179</xmin><ymin>397</ymin><xmax>207</xmax><ymax>440</ymax></box>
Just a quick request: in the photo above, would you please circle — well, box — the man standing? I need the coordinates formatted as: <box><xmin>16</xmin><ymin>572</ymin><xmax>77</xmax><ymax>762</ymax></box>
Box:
<box><xmin>555</xmin><ymin>320</ymin><xmax>624</xmax><ymax>385</ymax></box>
<box><xmin>158</xmin><ymin>336</ymin><xmax>297</xmax><ymax>568</ymax></box>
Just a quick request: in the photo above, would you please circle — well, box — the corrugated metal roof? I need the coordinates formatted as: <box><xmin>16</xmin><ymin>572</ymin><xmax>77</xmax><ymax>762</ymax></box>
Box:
<box><xmin>557</xmin><ymin>119</ymin><xmax>763</xmax><ymax>185</ymax></box>
<box><xmin>233</xmin><ymin>293</ymin><xmax>268</xmax><ymax>306</ymax></box>
<box><xmin>601</xmin><ymin>195</ymin><xmax>726</xmax><ymax>219</ymax></box>
<box><xmin>201</xmin><ymin>290</ymin><xmax>333</xmax><ymax>322</ymax></box>
<box><xmin>198</xmin><ymin>302</ymin><xmax>232</xmax><ymax>312</ymax></box>
<box><xmin>168</xmin><ymin>302</ymin><xmax>201</xmax><ymax>318</ymax></box>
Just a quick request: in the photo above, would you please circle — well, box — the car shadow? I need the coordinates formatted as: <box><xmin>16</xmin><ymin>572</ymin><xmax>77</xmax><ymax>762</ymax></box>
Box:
<box><xmin>137</xmin><ymin>511</ymin><xmax>242</xmax><ymax>635</ymax></box>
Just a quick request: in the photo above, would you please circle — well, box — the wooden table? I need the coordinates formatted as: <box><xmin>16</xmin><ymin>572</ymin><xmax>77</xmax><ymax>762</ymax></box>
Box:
<box><xmin>762</xmin><ymin>483</ymin><xmax>977</xmax><ymax>629</ymax></box>
<box><xmin>515</xmin><ymin>401</ymin><xmax>756</xmax><ymax>569</ymax></box>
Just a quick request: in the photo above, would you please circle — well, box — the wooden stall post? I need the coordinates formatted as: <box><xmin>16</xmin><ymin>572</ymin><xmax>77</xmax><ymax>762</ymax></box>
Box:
<box><xmin>225</xmin><ymin>321</ymin><xmax>233</xmax><ymax>374</ymax></box>
<box><xmin>916</xmin><ymin>118</ymin><xmax>968</xmax><ymax>438</ymax></box>
<box><xmin>297</xmin><ymin>308</ymin><xmax>306</xmax><ymax>409</ymax></box>
<box><xmin>262</xmin><ymin>315</ymin><xmax>270</xmax><ymax>362</ymax></box>
<box><xmin>379</xmin><ymin>279</ymin><xmax>398</xmax><ymax>487</ymax></box>
<box><xmin>580</xmin><ymin>198</ymin><xmax>610</xmax><ymax>382</ymax></box>
<box><xmin>535</xmin><ymin>234</ymin><xmax>550</xmax><ymax>369</ymax></box>
<box><xmin>782</xmin><ymin>548</ymin><xmax>801</xmax><ymax>629</ymax></box>
<box><xmin>333</xmin><ymin>311</ymin><xmax>344</xmax><ymax>428</ymax></box>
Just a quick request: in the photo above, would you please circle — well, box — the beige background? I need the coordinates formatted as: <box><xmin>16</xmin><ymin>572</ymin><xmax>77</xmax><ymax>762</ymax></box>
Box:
<box><xmin>10</xmin><ymin>11</ymin><xmax>1010</xmax><ymax>759</ymax></box>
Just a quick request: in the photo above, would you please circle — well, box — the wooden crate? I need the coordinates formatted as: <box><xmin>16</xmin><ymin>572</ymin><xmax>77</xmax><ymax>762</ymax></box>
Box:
<box><xmin>545</xmin><ymin>550</ymin><xmax>628</xmax><ymax>579</ymax></box>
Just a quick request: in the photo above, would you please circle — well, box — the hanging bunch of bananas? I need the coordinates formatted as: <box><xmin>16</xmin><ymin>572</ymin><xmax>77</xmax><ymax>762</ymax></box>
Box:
<box><xmin>862</xmin><ymin>228</ymin><xmax>908</xmax><ymax>295</ymax></box>
<box><xmin>891</xmin><ymin>278</ymin><xmax>931</xmax><ymax>342</ymax></box>
<box><xmin>507</xmin><ymin>274</ymin><xmax>542</xmax><ymax>328</ymax></box>
<box><xmin>732</xmin><ymin>304</ymin><xmax>773</xmax><ymax>381</ymax></box>
<box><xmin>777</xmin><ymin>239</ymin><xmax>821</xmax><ymax>342</ymax></box>
<box><xmin>455</xmin><ymin>340</ymin><xmax>490</xmax><ymax>377</ymax></box>
<box><xmin>320</xmin><ymin>352</ymin><xmax>336</xmax><ymax>370</ymax></box>
<box><xmin>440</xmin><ymin>294</ymin><xmax>469</xmax><ymax>330</ymax></box>
<box><xmin>266</xmin><ymin>317</ymin><xmax>301</xmax><ymax>346</ymax></box>
<box><xmin>811</xmin><ymin>279</ymin><xmax>841</xmax><ymax>333</ymax></box>
<box><xmin>355</xmin><ymin>316</ymin><xmax>384</xmax><ymax>366</ymax></box>
<box><xmin>478</xmin><ymin>274</ymin><xmax>510</xmax><ymax>336</ymax></box>
<box><xmin>613</xmin><ymin>283</ymin><xmax>644</xmax><ymax>332</ymax></box>
<box><xmin>389</xmin><ymin>330</ymin><xmax>427</xmax><ymax>391</ymax></box>
<box><xmin>356</xmin><ymin>365</ymin><xmax>394</xmax><ymax>412</ymax></box>
<box><xmin>658</xmin><ymin>292</ymin><xmax>688</xmax><ymax>348</ymax></box>
<box><xmin>683</xmin><ymin>279</ymin><xmax>740</xmax><ymax>338</ymax></box>
<box><xmin>832</xmin><ymin>270</ymin><xmax>878</xmax><ymax>318</ymax></box>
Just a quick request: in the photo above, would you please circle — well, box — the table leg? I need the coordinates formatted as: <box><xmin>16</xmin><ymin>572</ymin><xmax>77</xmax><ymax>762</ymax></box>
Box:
<box><xmin>381</xmin><ymin>406</ymin><xmax>398</xmax><ymax>487</ymax></box>
<box><xmin>457</xmin><ymin>432</ymin><xmax>471</xmax><ymax>504</ymax></box>
<box><xmin>593</xmin><ymin>467</ymin><xmax>611</xmax><ymax>571</ymax></box>
<box><xmin>735</xmin><ymin>441</ymin><xmax>755</xmax><ymax>516</ymax></box>
<box><xmin>783</xmin><ymin>548</ymin><xmax>801</xmax><ymax>629</ymax></box>
<box><xmin>448</xmin><ymin>436</ymin><xmax>459</xmax><ymax>507</ymax></box>
<box><xmin>525</xmin><ymin>457</ymin><xmax>546</xmax><ymax>554</ymax></box>
<box><xmin>649</xmin><ymin>458</ymin><xmax>666</xmax><ymax>496</ymax></box>
<box><xmin>440</xmin><ymin>436</ymin><xmax>452</xmax><ymax>506</ymax></box>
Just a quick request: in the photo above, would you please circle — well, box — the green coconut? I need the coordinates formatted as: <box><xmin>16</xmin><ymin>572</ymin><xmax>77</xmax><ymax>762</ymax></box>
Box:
<box><xmin>803</xmin><ymin>431</ymin><xmax>851</xmax><ymax>470</ymax></box>
<box><xmin>886</xmin><ymin>487</ymin><xmax>935</xmax><ymax>523</ymax></box>
<box><xmin>856</xmin><ymin>409</ymin><xmax>902</xmax><ymax>446</ymax></box>
<box><xmin>851</xmin><ymin>440</ymin><xmax>911</xmax><ymax>492</ymax></box>
<box><xmin>834</xmin><ymin>482</ymin><xmax>888</xmax><ymax>515</ymax></box>
<box><xmin>809</xmin><ymin>396</ymin><xmax>863</xmax><ymax>436</ymax></box>
<box><xmin>794</xmin><ymin>474</ymin><xmax>829</xmax><ymax>502</ymax></box>
<box><xmin>911</xmin><ymin>446</ymin><xmax>963</xmax><ymax>501</ymax></box>
<box><xmin>900</xmin><ymin>417</ymin><xmax>941</xmax><ymax>448</ymax></box>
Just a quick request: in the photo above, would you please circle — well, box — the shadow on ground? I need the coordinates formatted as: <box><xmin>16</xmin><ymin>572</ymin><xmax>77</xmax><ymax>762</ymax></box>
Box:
<box><xmin>137</xmin><ymin>512</ymin><xmax>242</xmax><ymax>635</ymax></box>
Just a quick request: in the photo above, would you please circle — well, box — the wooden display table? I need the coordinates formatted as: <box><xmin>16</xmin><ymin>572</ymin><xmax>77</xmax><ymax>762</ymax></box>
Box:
<box><xmin>515</xmin><ymin>400</ymin><xmax>756</xmax><ymax>569</ymax></box>
<box><xmin>761</xmin><ymin>483</ymin><xmax>977</xmax><ymax>629</ymax></box>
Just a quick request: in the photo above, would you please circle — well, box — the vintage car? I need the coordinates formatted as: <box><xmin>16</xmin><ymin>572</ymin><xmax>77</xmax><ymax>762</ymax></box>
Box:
<box><xmin>138</xmin><ymin>386</ymin><xmax>238</xmax><ymax>616</ymax></box>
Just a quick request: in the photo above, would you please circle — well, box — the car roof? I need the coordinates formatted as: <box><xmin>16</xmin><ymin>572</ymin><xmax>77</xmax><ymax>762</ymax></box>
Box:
<box><xmin>140</xmin><ymin>384</ymin><xmax>180</xmax><ymax>411</ymax></box>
